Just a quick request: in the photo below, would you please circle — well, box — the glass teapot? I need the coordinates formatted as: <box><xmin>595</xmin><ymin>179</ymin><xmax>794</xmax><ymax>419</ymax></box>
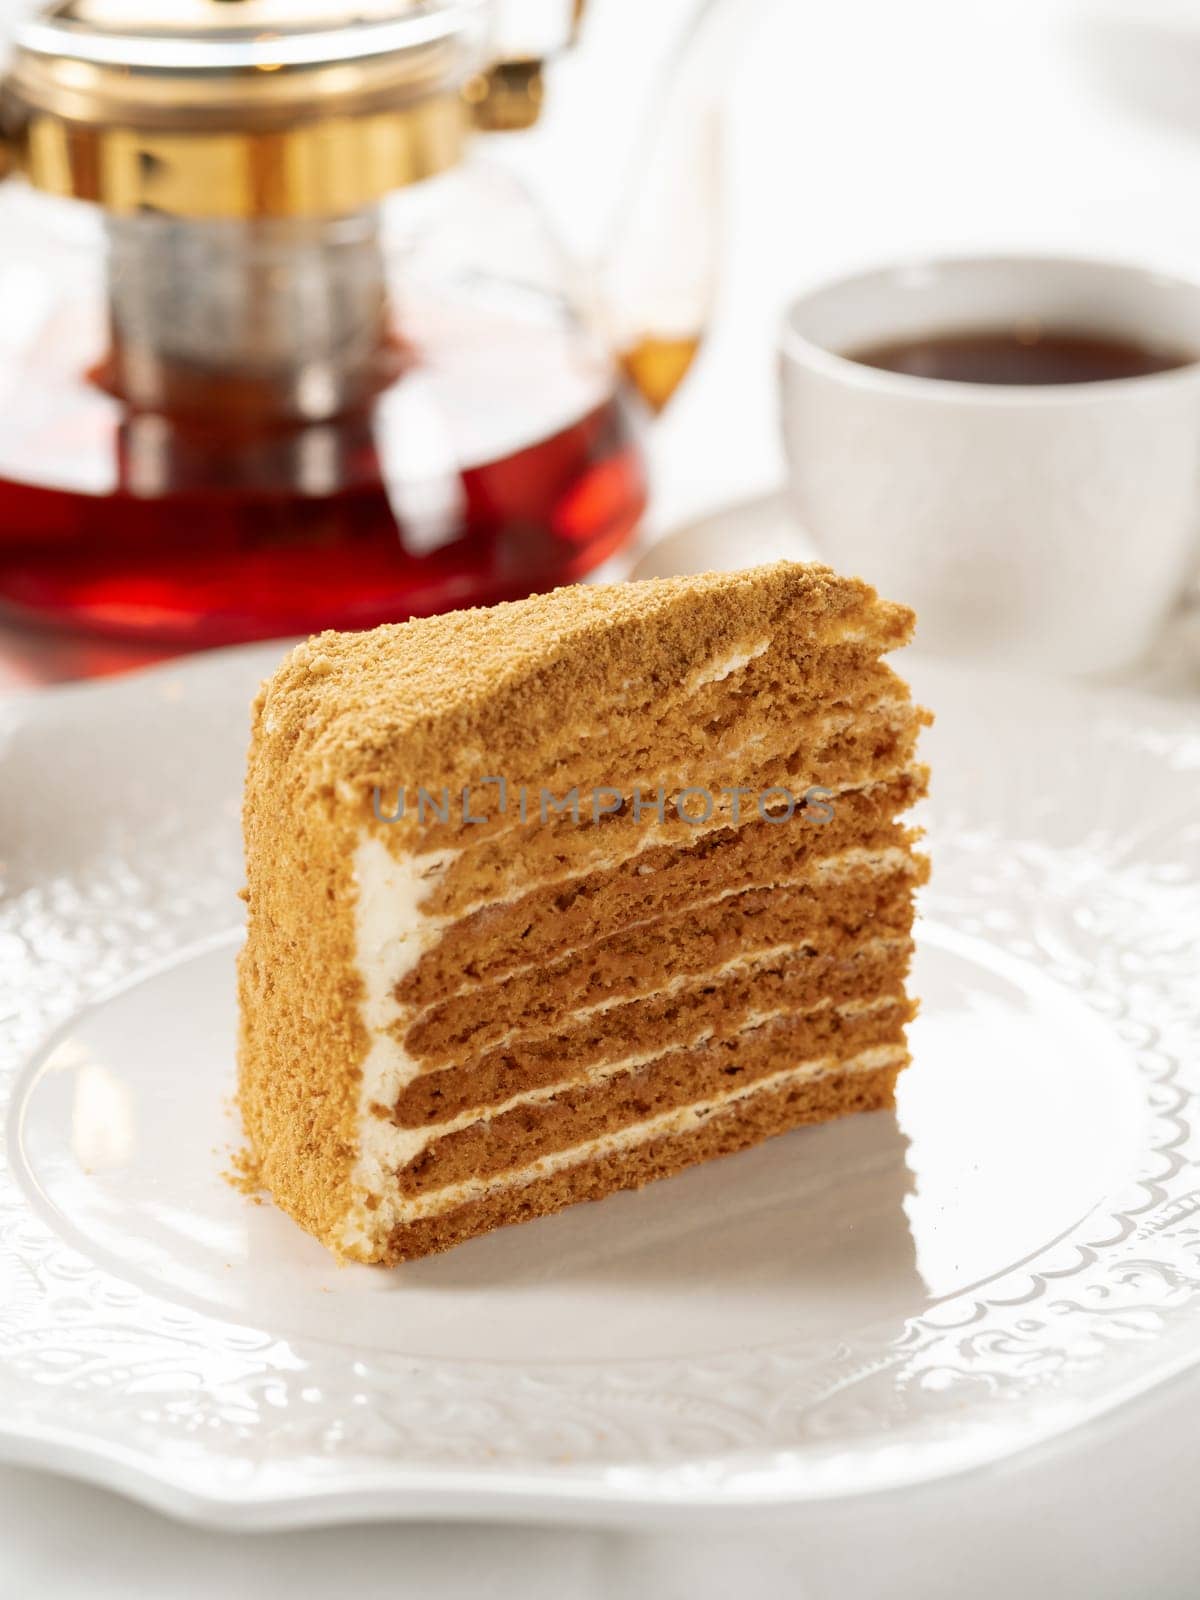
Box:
<box><xmin>0</xmin><ymin>0</ymin><xmax>723</xmax><ymax>651</ymax></box>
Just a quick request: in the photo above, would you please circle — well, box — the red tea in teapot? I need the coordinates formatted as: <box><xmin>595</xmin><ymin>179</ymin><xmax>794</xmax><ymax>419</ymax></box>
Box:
<box><xmin>0</xmin><ymin>232</ymin><xmax>647</xmax><ymax>651</ymax></box>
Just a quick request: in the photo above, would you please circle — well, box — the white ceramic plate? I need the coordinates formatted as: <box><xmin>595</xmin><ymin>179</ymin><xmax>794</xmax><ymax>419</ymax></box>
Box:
<box><xmin>2</xmin><ymin>624</ymin><xmax>1199</xmax><ymax>1529</ymax></box>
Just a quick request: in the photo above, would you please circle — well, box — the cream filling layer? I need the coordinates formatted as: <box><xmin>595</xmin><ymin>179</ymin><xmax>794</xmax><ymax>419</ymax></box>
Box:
<box><xmin>373</xmin><ymin>992</ymin><xmax>904</xmax><ymax>1172</ymax></box>
<box><xmin>418</xmin><ymin>930</ymin><xmax>913</xmax><ymax>1064</ymax></box>
<box><xmin>355</xmin><ymin>1041</ymin><xmax>907</xmax><ymax>1240</ymax></box>
<box><xmin>685</xmin><ymin>637</ymin><xmax>770</xmax><ymax>689</ymax></box>
<box><xmin>342</xmin><ymin>835</ymin><xmax>454</xmax><ymax>1254</ymax></box>
<box><xmin>401</xmin><ymin>844</ymin><xmax>918</xmax><ymax>1027</ymax></box>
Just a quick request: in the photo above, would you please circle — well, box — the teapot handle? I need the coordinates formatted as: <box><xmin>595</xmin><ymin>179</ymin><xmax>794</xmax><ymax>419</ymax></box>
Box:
<box><xmin>468</xmin><ymin>0</ymin><xmax>760</xmax><ymax>415</ymax></box>
<box><xmin>0</xmin><ymin>101</ymin><xmax>14</xmax><ymax>182</ymax></box>
<box><xmin>598</xmin><ymin>0</ymin><xmax>760</xmax><ymax>414</ymax></box>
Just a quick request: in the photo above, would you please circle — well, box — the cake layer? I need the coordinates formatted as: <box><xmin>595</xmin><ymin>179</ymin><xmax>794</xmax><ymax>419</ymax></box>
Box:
<box><xmin>397</xmin><ymin>697</ymin><xmax>927</xmax><ymax>922</ymax></box>
<box><xmin>402</xmin><ymin>861</ymin><xmax>926</xmax><ymax>1070</ymax></box>
<box><xmin>388</xmin><ymin>999</ymin><xmax>912</xmax><ymax>1197</ymax></box>
<box><xmin>392</xmin><ymin>770</ymin><xmax>927</xmax><ymax>1011</ymax></box>
<box><xmin>379</xmin><ymin>1049</ymin><xmax>905</xmax><ymax>1263</ymax></box>
<box><xmin>388</xmin><ymin>932</ymin><xmax>913</xmax><ymax>1126</ymax></box>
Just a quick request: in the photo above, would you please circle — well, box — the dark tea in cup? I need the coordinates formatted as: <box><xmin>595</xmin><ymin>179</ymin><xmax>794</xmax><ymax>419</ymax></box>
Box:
<box><xmin>845</xmin><ymin>324</ymin><xmax>1192</xmax><ymax>386</ymax></box>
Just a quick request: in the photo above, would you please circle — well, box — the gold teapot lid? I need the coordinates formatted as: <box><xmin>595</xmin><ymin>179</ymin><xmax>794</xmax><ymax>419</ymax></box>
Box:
<box><xmin>1</xmin><ymin>0</ymin><xmax>491</xmax><ymax>217</ymax></box>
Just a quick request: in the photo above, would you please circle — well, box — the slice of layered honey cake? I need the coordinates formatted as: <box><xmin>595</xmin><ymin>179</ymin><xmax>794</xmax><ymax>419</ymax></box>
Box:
<box><xmin>237</xmin><ymin>563</ymin><xmax>929</xmax><ymax>1262</ymax></box>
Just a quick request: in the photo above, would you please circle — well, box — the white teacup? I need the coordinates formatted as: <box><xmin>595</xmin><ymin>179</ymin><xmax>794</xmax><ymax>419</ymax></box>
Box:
<box><xmin>780</xmin><ymin>256</ymin><xmax>1200</xmax><ymax>675</ymax></box>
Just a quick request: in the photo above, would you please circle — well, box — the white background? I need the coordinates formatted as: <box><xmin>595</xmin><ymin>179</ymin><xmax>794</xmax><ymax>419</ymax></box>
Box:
<box><xmin>3</xmin><ymin>0</ymin><xmax>1200</xmax><ymax>1594</ymax></box>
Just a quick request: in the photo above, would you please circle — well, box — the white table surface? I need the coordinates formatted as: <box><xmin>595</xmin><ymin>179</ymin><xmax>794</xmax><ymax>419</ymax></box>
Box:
<box><xmin>3</xmin><ymin>0</ymin><xmax>1200</xmax><ymax>1593</ymax></box>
